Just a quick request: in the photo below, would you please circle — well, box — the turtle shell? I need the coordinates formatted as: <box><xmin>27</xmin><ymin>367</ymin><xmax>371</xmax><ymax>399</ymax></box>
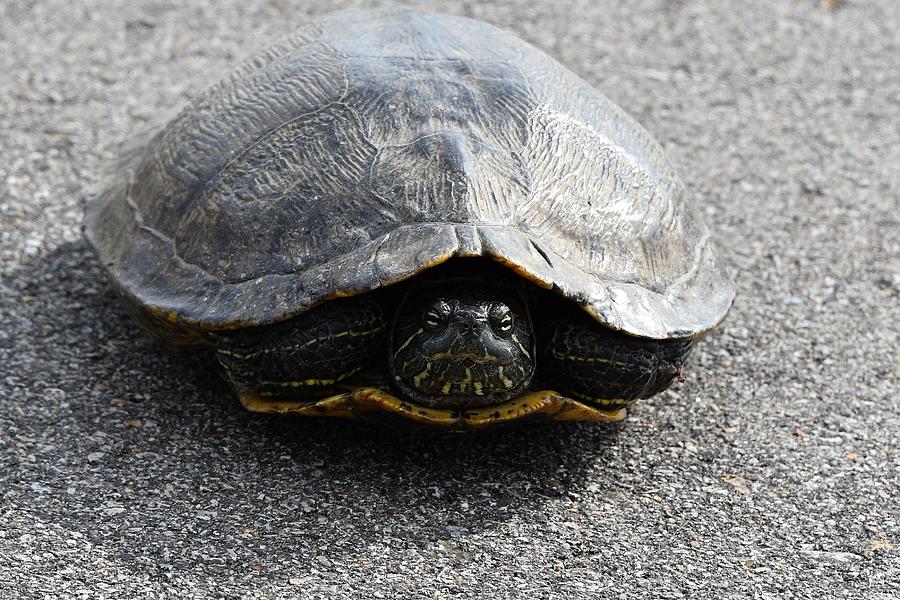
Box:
<box><xmin>84</xmin><ymin>8</ymin><xmax>733</xmax><ymax>340</ymax></box>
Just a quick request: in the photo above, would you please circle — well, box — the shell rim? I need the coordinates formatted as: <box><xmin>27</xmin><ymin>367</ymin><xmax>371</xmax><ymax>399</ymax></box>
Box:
<box><xmin>84</xmin><ymin>212</ymin><xmax>735</xmax><ymax>341</ymax></box>
<box><xmin>239</xmin><ymin>387</ymin><xmax>628</xmax><ymax>428</ymax></box>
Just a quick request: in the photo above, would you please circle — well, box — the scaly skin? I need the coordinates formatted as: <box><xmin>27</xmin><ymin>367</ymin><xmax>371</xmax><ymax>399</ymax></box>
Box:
<box><xmin>388</xmin><ymin>279</ymin><xmax>536</xmax><ymax>408</ymax></box>
<box><xmin>214</xmin><ymin>296</ymin><xmax>388</xmax><ymax>401</ymax></box>
<box><xmin>541</xmin><ymin>310</ymin><xmax>694</xmax><ymax>410</ymax></box>
<box><xmin>210</xmin><ymin>274</ymin><xmax>694</xmax><ymax>417</ymax></box>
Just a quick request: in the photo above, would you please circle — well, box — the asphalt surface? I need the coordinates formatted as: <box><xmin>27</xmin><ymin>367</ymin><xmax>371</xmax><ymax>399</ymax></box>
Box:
<box><xmin>1</xmin><ymin>0</ymin><xmax>898</xmax><ymax>598</ymax></box>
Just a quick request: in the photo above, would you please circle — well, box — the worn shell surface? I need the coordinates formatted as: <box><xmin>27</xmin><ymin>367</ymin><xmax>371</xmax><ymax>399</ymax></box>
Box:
<box><xmin>85</xmin><ymin>8</ymin><xmax>733</xmax><ymax>340</ymax></box>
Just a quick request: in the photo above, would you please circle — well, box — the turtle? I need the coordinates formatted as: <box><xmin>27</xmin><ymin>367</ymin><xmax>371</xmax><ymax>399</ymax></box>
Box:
<box><xmin>84</xmin><ymin>8</ymin><xmax>734</xmax><ymax>429</ymax></box>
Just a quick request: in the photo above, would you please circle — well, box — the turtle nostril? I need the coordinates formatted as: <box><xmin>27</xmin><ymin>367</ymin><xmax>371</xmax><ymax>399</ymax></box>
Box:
<box><xmin>457</xmin><ymin>319</ymin><xmax>480</xmax><ymax>337</ymax></box>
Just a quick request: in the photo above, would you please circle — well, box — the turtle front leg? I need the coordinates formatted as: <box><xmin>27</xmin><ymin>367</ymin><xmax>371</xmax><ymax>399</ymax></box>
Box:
<box><xmin>213</xmin><ymin>296</ymin><xmax>387</xmax><ymax>401</ymax></box>
<box><xmin>540</xmin><ymin>310</ymin><xmax>693</xmax><ymax>409</ymax></box>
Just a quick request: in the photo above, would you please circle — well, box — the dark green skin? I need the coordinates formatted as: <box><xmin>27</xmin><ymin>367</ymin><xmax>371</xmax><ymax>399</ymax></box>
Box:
<box><xmin>389</xmin><ymin>279</ymin><xmax>536</xmax><ymax>407</ymax></box>
<box><xmin>214</xmin><ymin>262</ymin><xmax>692</xmax><ymax>410</ymax></box>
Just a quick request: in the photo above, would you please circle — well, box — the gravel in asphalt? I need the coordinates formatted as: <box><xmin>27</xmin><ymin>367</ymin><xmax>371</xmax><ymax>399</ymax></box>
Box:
<box><xmin>1</xmin><ymin>0</ymin><xmax>898</xmax><ymax>598</ymax></box>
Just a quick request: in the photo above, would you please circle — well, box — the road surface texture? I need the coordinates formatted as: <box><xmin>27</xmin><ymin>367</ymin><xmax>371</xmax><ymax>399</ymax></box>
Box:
<box><xmin>1</xmin><ymin>0</ymin><xmax>897</xmax><ymax>598</ymax></box>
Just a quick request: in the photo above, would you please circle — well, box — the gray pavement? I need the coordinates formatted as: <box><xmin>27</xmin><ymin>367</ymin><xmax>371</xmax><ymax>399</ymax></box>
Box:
<box><xmin>1</xmin><ymin>0</ymin><xmax>898</xmax><ymax>598</ymax></box>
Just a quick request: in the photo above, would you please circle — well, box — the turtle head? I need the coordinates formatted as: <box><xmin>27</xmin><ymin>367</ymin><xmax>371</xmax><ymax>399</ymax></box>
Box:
<box><xmin>389</xmin><ymin>281</ymin><xmax>535</xmax><ymax>408</ymax></box>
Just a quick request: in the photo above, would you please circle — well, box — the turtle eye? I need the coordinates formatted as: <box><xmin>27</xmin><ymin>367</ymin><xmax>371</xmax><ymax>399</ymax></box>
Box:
<box><xmin>491</xmin><ymin>306</ymin><xmax>514</xmax><ymax>335</ymax></box>
<box><xmin>423</xmin><ymin>301</ymin><xmax>450</xmax><ymax>331</ymax></box>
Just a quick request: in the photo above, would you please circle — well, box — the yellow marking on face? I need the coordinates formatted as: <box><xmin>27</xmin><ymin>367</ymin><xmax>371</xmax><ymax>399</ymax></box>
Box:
<box><xmin>455</xmin><ymin>366</ymin><xmax>472</xmax><ymax>392</ymax></box>
<box><xmin>394</xmin><ymin>328</ymin><xmax>424</xmax><ymax>356</ymax></box>
<box><xmin>260</xmin><ymin>367</ymin><xmax>362</xmax><ymax>388</ymax></box>
<box><xmin>441</xmin><ymin>382</ymin><xmax>452</xmax><ymax>395</ymax></box>
<box><xmin>498</xmin><ymin>366</ymin><xmax>515</xmax><ymax>389</ymax></box>
<box><xmin>511</xmin><ymin>334</ymin><xmax>531</xmax><ymax>359</ymax></box>
<box><xmin>219</xmin><ymin>325</ymin><xmax>385</xmax><ymax>360</ymax></box>
<box><xmin>400</xmin><ymin>360</ymin><xmax>417</xmax><ymax>374</ymax></box>
<box><xmin>474</xmin><ymin>381</ymin><xmax>484</xmax><ymax>395</ymax></box>
<box><xmin>413</xmin><ymin>362</ymin><xmax>433</xmax><ymax>389</ymax></box>
<box><xmin>431</xmin><ymin>351</ymin><xmax>503</xmax><ymax>363</ymax></box>
<box><xmin>551</xmin><ymin>349</ymin><xmax>629</xmax><ymax>367</ymax></box>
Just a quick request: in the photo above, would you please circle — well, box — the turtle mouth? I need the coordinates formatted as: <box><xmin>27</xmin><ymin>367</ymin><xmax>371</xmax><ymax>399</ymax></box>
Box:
<box><xmin>237</xmin><ymin>388</ymin><xmax>627</xmax><ymax>429</ymax></box>
<box><xmin>430</xmin><ymin>352</ymin><xmax>510</xmax><ymax>366</ymax></box>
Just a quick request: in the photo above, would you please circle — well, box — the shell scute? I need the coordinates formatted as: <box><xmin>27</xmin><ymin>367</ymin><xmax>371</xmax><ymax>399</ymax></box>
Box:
<box><xmin>85</xmin><ymin>8</ymin><xmax>733</xmax><ymax>339</ymax></box>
